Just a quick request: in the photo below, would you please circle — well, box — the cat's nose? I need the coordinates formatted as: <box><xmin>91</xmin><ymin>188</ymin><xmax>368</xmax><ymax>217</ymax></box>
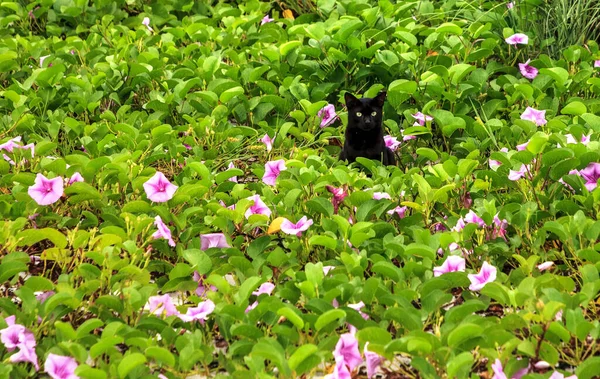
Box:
<box><xmin>364</xmin><ymin>118</ymin><xmax>371</xmax><ymax>124</ymax></box>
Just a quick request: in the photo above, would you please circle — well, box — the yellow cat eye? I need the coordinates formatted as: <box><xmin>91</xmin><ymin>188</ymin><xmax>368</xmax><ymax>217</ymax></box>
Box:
<box><xmin>356</xmin><ymin>112</ymin><xmax>362</xmax><ymax>117</ymax></box>
<box><xmin>371</xmin><ymin>111</ymin><xmax>377</xmax><ymax>116</ymax></box>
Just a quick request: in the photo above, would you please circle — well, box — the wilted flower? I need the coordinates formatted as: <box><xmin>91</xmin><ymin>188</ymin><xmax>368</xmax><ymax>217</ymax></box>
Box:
<box><xmin>200</xmin><ymin>233</ymin><xmax>230</xmax><ymax>250</ymax></box>
<box><xmin>28</xmin><ymin>174</ymin><xmax>64</xmax><ymax>206</ymax></box>
<box><xmin>44</xmin><ymin>354</ymin><xmax>79</xmax><ymax>379</ymax></box>
<box><xmin>143</xmin><ymin>172</ymin><xmax>178</xmax><ymax>203</ymax></box>
<box><xmin>401</xmin><ymin>129</ymin><xmax>417</xmax><ymax>141</ymax></box>
<box><xmin>387</xmin><ymin>206</ymin><xmax>408</xmax><ymax>218</ymax></box>
<box><xmin>412</xmin><ymin>112</ymin><xmax>433</xmax><ymax>125</ymax></box>
<box><xmin>280</xmin><ymin>216</ymin><xmax>313</xmax><ymax>236</ymax></box>
<box><xmin>520</xmin><ymin>107</ymin><xmax>547</xmax><ymax>126</ymax></box>
<box><xmin>318</xmin><ymin>104</ymin><xmax>338</xmax><ymax>128</ymax></box>
<box><xmin>262</xmin><ymin>159</ymin><xmax>287</xmax><ymax>186</ymax></box>
<box><xmin>326</xmin><ymin>185</ymin><xmax>348</xmax><ymax>214</ymax></box>
<box><xmin>227</xmin><ymin>162</ymin><xmax>237</xmax><ymax>183</ymax></box>
<box><xmin>492</xmin><ymin>213</ymin><xmax>509</xmax><ymax>240</ymax></box>
<box><xmin>67</xmin><ymin>172</ymin><xmax>84</xmax><ymax>185</ymax></box>
<box><xmin>3</xmin><ymin>154</ymin><xmax>15</xmax><ymax>165</ymax></box>
<box><xmin>146</xmin><ymin>294</ymin><xmax>179</xmax><ymax>317</ymax></box>
<box><xmin>142</xmin><ymin>17</ymin><xmax>153</xmax><ymax>31</ymax></box>
<box><xmin>433</xmin><ymin>256</ymin><xmax>466</xmax><ymax>277</ymax></box>
<box><xmin>260</xmin><ymin>134</ymin><xmax>274</xmax><ymax>152</ymax></box>
<box><xmin>261</xmin><ymin>14</ymin><xmax>274</xmax><ymax>25</ymax></box>
<box><xmin>462</xmin><ymin>191</ymin><xmax>473</xmax><ymax>209</ymax></box>
<box><xmin>505</xmin><ymin>33</ymin><xmax>529</xmax><ymax>45</ymax></box>
<box><xmin>152</xmin><ymin>216</ymin><xmax>176</xmax><ymax>247</ymax></box>
<box><xmin>178</xmin><ymin>300</ymin><xmax>215</xmax><ymax>323</ymax></box>
<box><xmin>0</xmin><ymin>136</ymin><xmax>22</xmax><ymax>152</ymax></box>
<box><xmin>537</xmin><ymin>261</ymin><xmax>554</xmax><ymax>271</ymax></box>
<box><xmin>518</xmin><ymin>59</ymin><xmax>538</xmax><ymax>79</ymax></box>
<box><xmin>384</xmin><ymin>135</ymin><xmax>401</xmax><ymax>151</ymax></box>
<box><xmin>245</xmin><ymin>194</ymin><xmax>271</xmax><ymax>219</ymax></box>
<box><xmin>364</xmin><ymin>342</ymin><xmax>383</xmax><ymax>379</ymax></box>
<box><xmin>468</xmin><ymin>262</ymin><xmax>497</xmax><ymax>291</ymax></box>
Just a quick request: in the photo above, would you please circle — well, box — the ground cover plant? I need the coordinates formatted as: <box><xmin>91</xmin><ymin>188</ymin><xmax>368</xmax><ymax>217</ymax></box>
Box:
<box><xmin>1</xmin><ymin>0</ymin><xmax>600</xmax><ymax>378</ymax></box>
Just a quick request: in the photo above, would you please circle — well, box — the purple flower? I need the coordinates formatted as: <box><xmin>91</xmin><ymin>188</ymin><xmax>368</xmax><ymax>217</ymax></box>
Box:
<box><xmin>373</xmin><ymin>192</ymin><xmax>391</xmax><ymax>200</ymax></box>
<box><xmin>245</xmin><ymin>195</ymin><xmax>271</xmax><ymax>219</ymax></box>
<box><xmin>507</xmin><ymin>2</ymin><xmax>514</xmax><ymax>9</ymax></box>
<box><xmin>326</xmin><ymin>185</ymin><xmax>348</xmax><ymax>214</ymax></box>
<box><xmin>537</xmin><ymin>261</ymin><xmax>554</xmax><ymax>271</ymax></box>
<box><xmin>464</xmin><ymin>210</ymin><xmax>485</xmax><ymax>227</ymax></box>
<box><xmin>1</xmin><ymin>317</ymin><xmax>39</xmax><ymax>370</ymax></box>
<box><xmin>462</xmin><ymin>191</ymin><xmax>473</xmax><ymax>209</ymax></box>
<box><xmin>564</xmin><ymin>134</ymin><xmax>590</xmax><ymax>146</ymax></box>
<box><xmin>401</xmin><ymin>129</ymin><xmax>417</xmax><ymax>141</ymax></box>
<box><xmin>10</xmin><ymin>344</ymin><xmax>39</xmax><ymax>370</ymax></box>
<box><xmin>384</xmin><ymin>135</ymin><xmax>401</xmax><ymax>151</ymax></box>
<box><xmin>142</xmin><ymin>17</ymin><xmax>153</xmax><ymax>31</ymax></box>
<box><xmin>594</xmin><ymin>60</ymin><xmax>600</xmax><ymax>68</ymax></box>
<box><xmin>548</xmin><ymin>371</ymin><xmax>577</xmax><ymax>379</ymax></box>
<box><xmin>253</xmin><ymin>282</ymin><xmax>275</xmax><ymax>296</ymax></box>
<box><xmin>44</xmin><ymin>353</ymin><xmax>79</xmax><ymax>379</ymax></box>
<box><xmin>193</xmin><ymin>271</ymin><xmax>217</xmax><ymax>297</ymax></box>
<box><xmin>0</xmin><ymin>136</ymin><xmax>22</xmax><ymax>152</ymax></box>
<box><xmin>468</xmin><ymin>262</ymin><xmax>497</xmax><ymax>291</ymax></box>
<box><xmin>152</xmin><ymin>216</ymin><xmax>176</xmax><ymax>247</ymax></box>
<box><xmin>518</xmin><ymin>59</ymin><xmax>538</xmax><ymax>79</ymax></box>
<box><xmin>579</xmin><ymin>162</ymin><xmax>600</xmax><ymax>191</ymax></box>
<box><xmin>387</xmin><ymin>206</ymin><xmax>408</xmax><ymax>218</ymax></box>
<box><xmin>520</xmin><ymin>107</ymin><xmax>547</xmax><ymax>126</ymax></box>
<box><xmin>262</xmin><ymin>159</ymin><xmax>287</xmax><ymax>186</ymax></box>
<box><xmin>143</xmin><ymin>172</ymin><xmax>178</xmax><ymax>203</ymax></box>
<box><xmin>146</xmin><ymin>294</ymin><xmax>180</xmax><ymax>317</ymax></box>
<box><xmin>333</xmin><ymin>333</ymin><xmax>363</xmax><ymax>372</ymax></box>
<box><xmin>200</xmin><ymin>233</ymin><xmax>230</xmax><ymax>250</ymax></box>
<box><xmin>452</xmin><ymin>217</ymin><xmax>466</xmax><ymax>232</ymax></box>
<box><xmin>505</xmin><ymin>33</ymin><xmax>528</xmax><ymax>45</ymax></box>
<box><xmin>3</xmin><ymin>154</ymin><xmax>15</xmax><ymax>165</ymax></box>
<box><xmin>227</xmin><ymin>162</ymin><xmax>238</xmax><ymax>183</ymax></box>
<box><xmin>412</xmin><ymin>112</ymin><xmax>433</xmax><ymax>125</ymax></box>
<box><xmin>318</xmin><ymin>104</ymin><xmax>338</xmax><ymax>128</ymax></box>
<box><xmin>364</xmin><ymin>342</ymin><xmax>383</xmax><ymax>379</ymax></box>
<box><xmin>178</xmin><ymin>300</ymin><xmax>215</xmax><ymax>324</ymax></box>
<box><xmin>516</xmin><ymin>141</ymin><xmax>529</xmax><ymax>151</ymax></box>
<box><xmin>325</xmin><ymin>357</ymin><xmax>352</xmax><ymax>379</ymax></box>
<box><xmin>28</xmin><ymin>173</ymin><xmax>64</xmax><ymax>206</ymax></box>
<box><xmin>260</xmin><ymin>134</ymin><xmax>274</xmax><ymax>152</ymax></box>
<box><xmin>433</xmin><ymin>256</ymin><xmax>466</xmax><ymax>277</ymax></box>
<box><xmin>280</xmin><ymin>216</ymin><xmax>313</xmax><ymax>236</ymax></box>
<box><xmin>260</xmin><ymin>14</ymin><xmax>274</xmax><ymax>25</ymax></box>
<box><xmin>67</xmin><ymin>172</ymin><xmax>84</xmax><ymax>185</ymax></box>
<box><xmin>508</xmin><ymin>164</ymin><xmax>529</xmax><ymax>181</ymax></box>
<box><xmin>35</xmin><ymin>291</ymin><xmax>54</xmax><ymax>303</ymax></box>
<box><xmin>492</xmin><ymin>213</ymin><xmax>509</xmax><ymax>240</ymax></box>
<box><xmin>18</xmin><ymin>143</ymin><xmax>35</xmax><ymax>157</ymax></box>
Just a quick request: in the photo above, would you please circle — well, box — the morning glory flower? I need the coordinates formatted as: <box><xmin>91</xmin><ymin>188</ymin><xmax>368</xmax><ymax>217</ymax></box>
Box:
<box><xmin>594</xmin><ymin>60</ymin><xmax>600</xmax><ymax>68</ymax></box>
<box><xmin>537</xmin><ymin>261</ymin><xmax>554</xmax><ymax>271</ymax></box>
<box><xmin>245</xmin><ymin>194</ymin><xmax>271</xmax><ymax>219</ymax></box>
<box><xmin>227</xmin><ymin>162</ymin><xmax>237</xmax><ymax>183</ymax></box>
<box><xmin>178</xmin><ymin>300</ymin><xmax>215</xmax><ymax>324</ymax></box>
<box><xmin>364</xmin><ymin>342</ymin><xmax>383</xmax><ymax>379</ymax></box>
<box><xmin>372</xmin><ymin>192</ymin><xmax>391</xmax><ymax>200</ymax></box>
<box><xmin>152</xmin><ymin>216</ymin><xmax>176</xmax><ymax>247</ymax></box>
<box><xmin>384</xmin><ymin>135</ymin><xmax>401</xmax><ymax>151</ymax></box>
<box><xmin>325</xmin><ymin>185</ymin><xmax>348</xmax><ymax>214</ymax></box>
<box><xmin>433</xmin><ymin>256</ymin><xmax>466</xmax><ymax>277</ymax></box>
<box><xmin>0</xmin><ymin>136</ymin><xmax>22</xmax><ymax>152</ymax></box>
<box><xmin>579</xmin><ymin>162</ymin><xmax>600</xmax><ymax>191</ymax></box>
<box><xmin>468</xmin><ymin>262</ymin><xmax>497</xmax><ymax>291</ymax></box>
<box><xmin>143</xmin><ymin>172</ymin><xmax>178</xmax><ymax>203</ymax></box>
<box><xmin>142</xmin><ymin>17</ymin><xmax>153</xmax><ymax>31</ymax></box>
<box><xmin>28</xmin><ymin>174</ymin><xmax>64</xmax><ymax>206</ymax></box>
<box><xmin>516</xmin><ymin>141</ymin><xmax>529</xmax><ymax>151</ymax></box>
<box><xmin>200</xmin><ymin>233</ymin><xmax>230</xmax><ymax>250</ymax></box>
<box><xmin>387</xmin><ymin>206</ymin><xmax>408</xmax><ymax>218</ymax></box>
<box><xmin>565</xmin><ymin>133</ymin><xmax>590</xmax><ymax>146</ymax></box>
<box><xmin>262</xmin><ymin>159</ymin><xmax>287</xmax><ymax>186</ymax></box>
<box><xmin>44</xmin><ymin>354</ymin><xmax>79</xmax><ymax>379</ymax></box>
<box><xmin>280</xmin><ymin>216</ymin><xmax>313</xmax><ymax>236</ymax></box>
<box><xmin>260</xmin><ymin>134</ymin><xmax>274</xmax><ymax>152</ymax></box>
<box><xmin>67</xmin><ymin>172</ymin><xmax>84</xmax><ymax>185</ymax></box>
<box><xmin>520</xmin><ymin>107</ymin><xmax>547</xmax><ymax>126</ymax></box>
<box><xmin>333</xmin><ymin>333</ymin><xmax>363</xmax><ymax>372</ymax></box>
<box><xmin>146</xmin><ymin>294</ymin><xmax>179</xmax><ymax>317</ymax></box>
<box><xmin>548</xmin><ymin>371</ymin><xmax>577</xmax><ymax>379</ymax></box>
<box><xmin>518</xmin><ymin>59</ymin><xmax>538</xmax><ymax>79</ymax></box>
<box><xmin>507</xmin><ymin>2</ymin><xmax>514</xmax><ymax>9</ymax></box>
<box><xmin>412</xmin><ymin>112</ymin><xmax>433</xmax><ymax>126</ymax></box>
<box><xmin>318</xmin><ymin>104</ymin><xmax>338</xmax><ymax>128</ymax></box>
<box><xmin>508</xmin><ymin>164</ymin><xmax>529</xmax><ymax>181</ymax></box>
<box><xmin>464</xmin><ymin>210</ymin><xmax>485</xmax><ymax>227</ymax></box>
<box><xmin>261</xmin><ymin>14</ymin><xmax>274</xmax><ymax>25</ymax></box>
<box><xmin>505</xmin><ymin>33</ymin><xmax>529</xmax><ymax>45</ymax></box>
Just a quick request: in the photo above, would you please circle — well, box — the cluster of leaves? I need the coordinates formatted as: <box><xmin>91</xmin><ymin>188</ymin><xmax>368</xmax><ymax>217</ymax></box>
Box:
<box><xmin>1</xmin><ymin>0</ymin><xmax>600</xmax><ymax>378</ymax></box>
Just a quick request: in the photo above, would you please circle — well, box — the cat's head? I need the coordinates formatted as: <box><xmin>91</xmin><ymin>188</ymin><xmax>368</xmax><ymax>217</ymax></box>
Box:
<box><xmin>344</xmin><ymin>91</ymin><xmax>386</xmax><ymax>131</ymax></box>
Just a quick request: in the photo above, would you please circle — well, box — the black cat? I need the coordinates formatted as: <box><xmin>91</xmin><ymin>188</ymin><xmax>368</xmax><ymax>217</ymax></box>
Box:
<box><xmin>339</xmin><ymin>91</ymin><xmax>396</xmax><ymax>166</ymax></box>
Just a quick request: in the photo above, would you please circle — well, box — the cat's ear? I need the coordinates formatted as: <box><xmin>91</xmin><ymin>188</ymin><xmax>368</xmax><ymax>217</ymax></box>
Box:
<box><xmin>344</xmin><ymin>92</ymin><xmax>360</xmax><ymax>109</ymax></box>
<box><xmin>374</xmin><ymin>91</ymin><xmax>387</xmax><ymax>107</ymax></box>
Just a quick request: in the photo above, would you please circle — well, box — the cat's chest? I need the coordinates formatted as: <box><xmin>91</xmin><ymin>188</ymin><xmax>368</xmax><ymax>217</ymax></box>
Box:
<box><xmin>346</xmin><ymin>129</ymin><xmax>383</xmax><ymax>151</ymax></box>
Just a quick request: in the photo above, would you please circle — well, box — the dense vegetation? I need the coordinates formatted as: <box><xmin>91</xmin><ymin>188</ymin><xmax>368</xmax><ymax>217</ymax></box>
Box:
<box><xmin>1</xmin><ymin>0</ymin><xmax>600</xmax><ymax>378</ymax></box>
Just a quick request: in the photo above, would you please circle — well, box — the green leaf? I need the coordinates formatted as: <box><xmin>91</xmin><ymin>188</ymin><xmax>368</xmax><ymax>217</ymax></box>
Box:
<box><xmin>577</xmin><ymin>356</ymin><xmax>600</xmax><ymax>379</ymax></box>
<box><xmin>356</xmin><ymin>327</ymin><xmax>392</xmax><ymax>345</ymax></box>
<box><xmin>145</xmin><ymin>347</ymin><xmax>175</xmax><ymax>367</ymax></box>
<box><xmin>416</xmin><ymin>147</ymin><xmax>438</xmax><ymax>161</ymax></box>
<box><xmin>16</xmin><ymin>228</ymin><xmax>68</xmax><ymax>249</ymax></box>
<box><xmin>561</xmin><ymin>101</ymin><xmax>587</xmax><ymax>115</ymax></box>
<box><xmin>447</xmin><ymin>323</ymin><xmax>483</xmax><ymax>347</ymax></box>
<box><xmin>118</xmin><ymin>353</ymin><xmax>146</xmax><ymax>378</ymax></box>
<box><xmin>181</xmin><ymin>249</ymin><xmax>212</xmax><ymax>275</ymax></box>
<box><xmin>220</xmin><ymin>86</ymin><xmax>244</xmax><ymax>103</ymax></box>
<box><xmin>308</xmin><ymin>235</ymin><xmax>337</xmax><ymax>250</ymax></box>
<box><xmin>277</xmin><ymin>307</ymin><xmax>305</xmax><ymax>329</ymax></box>
<box><xmin>315</xmin><ymin>309</ymin><xmax>346</xmax><ymax>331</ymax></box>
<box><xmin>76</xmin><ymin>319</ymin><xmax>104</xmax><ymax>339</ymax></box>
<box><xmin>288</xmin><ymin>344</ymin><xmax>318</xmax><ymax>371</ymax></box>
<box><xmin>280</xmin><ymin>41</ymin><xmax>302</xmax><ymax>56</ymax></box>
<box><xmin>436</xmin><ymin>22</ymin><xmax>463</xmax><ymax>35</ymax></box>
<box><xmin>539</xmin><ymin>67</ymin><xmax>569</xmax><ymax>86</ymax></box>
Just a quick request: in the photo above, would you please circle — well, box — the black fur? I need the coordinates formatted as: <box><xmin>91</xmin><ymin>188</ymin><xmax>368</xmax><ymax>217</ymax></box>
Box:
<box><xmin>339</xmin><ymin>91</ymin><xmax>396</xmax><ymax>166</ymax></box>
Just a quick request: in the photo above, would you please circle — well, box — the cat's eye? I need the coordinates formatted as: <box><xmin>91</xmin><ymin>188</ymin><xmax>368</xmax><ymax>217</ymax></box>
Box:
<box><xmin>371</xmin><ymin>111</ymin><xmax>377</xmax><ymax>116</ymax></box>
<box><xmin>356</xmin><ymin>112</ymin><xmax>362</xmax><ymax>117</ymax></box>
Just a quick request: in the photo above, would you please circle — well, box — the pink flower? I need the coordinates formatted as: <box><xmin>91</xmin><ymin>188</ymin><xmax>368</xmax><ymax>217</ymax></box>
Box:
<box><xmin>464</xmin><ymin>210</ymin><xmax>485</xmax><ymax>227</ymax></box>
<box><xmin>39</xmin><ymin>54</ymin><xmax>50</xmax><ymax>67</ymax></box>
<box><xmin>146</xmin><ymin>294</ymin><xmax>179</xmax><ymax>317</ymax></box>
<box><xmin>333</xmin><ymin>333</ymin><xmax>363</xmax><ymax>372</ymax></box>
<box><xmin>152</xmin><ymin>216</ymin><xmax>176</xmax><ymax>247</ymax></box>
<box><xmin>0</xmin><ymin>136</ymin><xmax>22</xmax><ymax>152</ymax></box>
<box><xmin>452</xmin><ymin>217</ymin><xmax>466</xmax><ymax>232</ymax></box>
<box><xmin>492</xmin><ymin>213</ymin><xmax>509</xmax><ymax>240</ymax></box>
<box><xmin>548</xmin><ymin>371</ymin><xmax>577</xmax><ymax>379</ymax></box>
<box><xmin>580</xmin><ymin>162</ymin><xmax>600</xmax><ymax>191</ymax></box>
<box><xmin>28</xmin><ymin>173</ymin><xmax>64</xmax><ymax>206</ymax></box>
<box><xmin>227</xmin><ymin>162</ymin><xmax>237</xmax><ymax>183</ymax></box>
<box><xmin>364</xmin><ymin>342</ymin><xmax>383</xmax><ymax>379</ymax></box>
<box><xmin>253</xmin><ymin>282</ymin><xmax>275</xmax><ymax>296</ymax></box>
<box><xmin>537</xmin><ymin>261</ymin><xmax>554</xmax><ymax>271</ymax></box>
<box><xmin>491</xmin><ymin>359</ymin><xmax>528</xmax><ymax>379</ymax></box>
<box><xmin>3</xmin><ymin>154</ymin><xmax>15</xmax><ymax>165</ymax></box>
<box><xmin>326</xmin><ymin>185</ymin><xmax>348</xmax><ymax>214</ymax></box>
<box><xmin>468</xmin><ymin>262</ymin><xmax>497</xmax><ymax>291</ymax></box>
<box><xmin>193</xmin><ymin>271</ymin><xmax>216</xmax><ymax>297</ymax></box>
<box><xmin>35</xmin><ymin>291</ymin><xmax>54</xmax><ymax>303</ymax></box>
<box><xmin>384</xmin><ymin>135</ymin><xmax>401</xmax><ymax>151</ymax></box>
<box><xmin>508</xmin><ymin>164</ymin><xmax>529</xmax><ymax>181</ymax></box>
<box><xmin>44</xmin><ymin>353</ymin><xmax>79</xmax><ymax>379</ymax></box>
<box><xmin>260</xmin><ymin>14</ymin><xmax>274</xmax><ymax>25</ymax></box>
<box><xmin>142</xmin><ymin>17</ymin><xmax>153</xmax><ymax>31</ymax></box>
<box><xmin>323</xmin><ymin>266</ymin><xmax>335</xmax><ymax>275</ymax></box>
<box><xmin>520</xmin><ymin>107</ymin><xmax>547</xmax><ymax>126</ymax></box>
<box><xmin>433</xmin><ymin>256</ymin><xmax>466</xmax><ymax>277</ymax></box>
<box><xmin>178</xmin><ymin>300</ymin><xmax>215</xmax><ymax>324</ymax></box>
<box><xmin>518</xmin><ymin>59</ymin><xmax>538</xmax><ymax>79</ymax></box>
<box><xmin>245</xmin><ymin>194</ymin><xmax>271</xmax><ymax>219</ymax></box>
<box><xmin>412</xmin><ymin>112</ymin><xmax>433</xmax><ymax>125</ymax></box>
<box><xmin>260</xmin><ymin>134</ymin><xmax>274</xmax><ymax>152</ymax></box>
<box><xmin>143</xmin><ymin>172</ymin><xmax>178</xmax><ymax>203</ymax></box>
<box><xmin>594</xmin><ymin>60</ymin><xmax>600</xmax><ymax>68</ymax></box>
<box><xmin>505</xmin><ymin>33</ymin><xmax>529</xmax><ymax>45</ymax></box>
<box><xmin>67</xmin><ymin>172</ymin><xmax>84</xmax><ymax>185</ymax></box>
<box><xmin>325</xmin><ymin>357</ymin><xmax>352</xmax><ymax>379</ymax></box>
<box><xmin>387</xmin><ymin>206</ymin><xmax>408</xmax><ymax>218</ymax></box>
<box><xmin>373</xmin><ymin>192</ymin><xmax>391</xmax><ymax>200</ymax></box>
<box><xmin>10</xmin><ymin>344</ymin><xmax>39</xmax><ymax>370</ymax></box>
<box><xmin>200</xmin><ymin>233</ymin><xmax>230</xmax><ymax>250</ymax></box>
<box><xmin>516</xmin><ymin>141</ymin><xmax>529</xmax><ymax>151</ymax></box>
<box><xmin>18</xmin><ymin>143</ymin><xmax>35</xmax><ymax>157</ymax></box>
<box><xmin>318</xmin><ymin>104</ymin><xmax>338</xmax><ymax>128</ymax></box>
<box><xmin>401</xmin><ymin>129</ymin><xmax>417</xmax><ymax>141</ymax></box>
<box><xmin>262</xmin><ymin>159</ymin><xmax>287</xmax><ymax>186</ymax></box>
<box><xmin>1</xmin><ymin>317</ymin><xmax>39</xmax><ymax>370</ymax></box>
<box><xmin>280</xmin><ymin>216</ymin><xmax>313</xmax><ymax>236</ymax></box>
<box><xmin>507</xmin><ymin>2</ymin><xmax>514</xmax><ymax>9</ymax></box>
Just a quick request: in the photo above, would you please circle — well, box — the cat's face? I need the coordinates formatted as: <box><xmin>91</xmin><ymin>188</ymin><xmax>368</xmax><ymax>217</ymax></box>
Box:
<box><xmin>344</xmin><ymin>91</ymin><xmax>386</xmax><ymax>131</ymax></box>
